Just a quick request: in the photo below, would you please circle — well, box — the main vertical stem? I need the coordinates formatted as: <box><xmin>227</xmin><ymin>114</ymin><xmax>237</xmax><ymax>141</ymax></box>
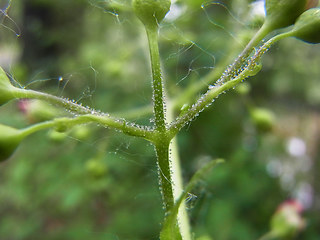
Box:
<box><xmin>146</xmin><ymin>27</ymin><xmax>166</xmax><ymax>132</ymax></box>
<box><xmin>145</xmin><ymin>25</ymin><xmax>173</xmax><ymax>211</ymax></box>
<box><xmin>146</xmin><ymin>25</ymin><xmax>183</xmax><ymax>238</ymax></box>
<box><xmin>145</xmin><ymin>25</ymin><xmax>176</xmax><ymax>218</ymax></box>
<box><xmin>155</xmin><ymin>140</ymin><xmax>175</xmax><ymax>212</ymax></box>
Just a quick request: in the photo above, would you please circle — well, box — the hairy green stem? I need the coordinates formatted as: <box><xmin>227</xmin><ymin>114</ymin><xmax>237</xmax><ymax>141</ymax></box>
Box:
<box><xmin>144</xmin><ymin>23</ymin><xmax>184</xmax><ymax>238</ymax></box>
<box><xmin>171</xmin><ymin>24</ymin><xmax>270</xmax><ymax>110</ymax></box>
<box><xmin>115</xmin><ymin>23</ymin><xmax>273</xmax><ymax>121</ymax></box>
<box><xmin>217</xmin><ymin>23</ymin><xmax>272</xmax><ymax>85</ymax></box>
<box><xmin>168</xmin><ymin>24</ymin><xmax>290</xmax><ymax>135</ymax></box>
<box><xmin>168</xmin><ymin>50</ymin><xmax>263</xmax><ymax>135</ymax></box>
<box><xmin>146</xmin><ymin>27</ymin><xmax>167</xmax><ymax>132</ymax></box>
<box><xmin>14</xmin><ymin>88</ymin><xmax>99</xmax><ymax>115</ymax></box>
<box><xmin>167</xmin><ymin>103</ymin><xmax>191</xmax><ymax>240</ymax></box>
<box><xmin>155</xmin><ymin>137</ymin><xmax>175</xmax><ymax>213</ymax></box>
<box><xmin>9</xmin><ymin>88</ymin><xmax>154</xmax><ymax>139</ymax></box>
<box><xmin>22</xmin><ymin>114</ymin><xmax>153</xmax><ymax>141</ymax></box>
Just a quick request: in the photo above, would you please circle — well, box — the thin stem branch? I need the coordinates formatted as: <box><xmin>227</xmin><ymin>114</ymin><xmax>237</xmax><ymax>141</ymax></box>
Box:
<box><xmin>9</xmin><ymin>88</ymin><xmax>154</xmax><ymax>139</ymax></box>
<box><xmin>168</xmin><ymin>25</ymin><xmax>291</xmax><ymax>136</ymax></box>
<box><xmin>14</xmin><ymin>88</ymin><xmax>100</xmax><ymax>115</ymax></box>
<box><xmin>21</xmin><ymin>114</ymin><xmax>154</xmax><ymax>141</ymax></box>
<box><xmin>214</xmin><ymin>23</ymin><xmax>272</xmax><ymax>86</ymax></box>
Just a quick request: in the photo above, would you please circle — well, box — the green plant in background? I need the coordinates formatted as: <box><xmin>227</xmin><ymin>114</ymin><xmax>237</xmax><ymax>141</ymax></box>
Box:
<box><xmin>1</xmin><ymin>0</ymin><xmax>320</xmax><ymax>239</ymax></box>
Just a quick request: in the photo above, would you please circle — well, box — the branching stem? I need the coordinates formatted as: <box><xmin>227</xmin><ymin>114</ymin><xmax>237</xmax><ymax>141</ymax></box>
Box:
<box><xmin>21</xmin><ymin>114</ymin><xmax>154</xmax><ymax>141</ymax></box>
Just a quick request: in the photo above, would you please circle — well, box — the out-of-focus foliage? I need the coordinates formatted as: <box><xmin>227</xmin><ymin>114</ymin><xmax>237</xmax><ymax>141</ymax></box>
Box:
<box><xmin>0</xmin><ymin>0</ymin><xmax>320</xmax><ymax>239</ymax></box>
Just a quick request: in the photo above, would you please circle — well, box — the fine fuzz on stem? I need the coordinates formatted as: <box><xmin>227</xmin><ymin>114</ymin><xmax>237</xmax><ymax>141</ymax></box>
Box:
<box><xmin>146</xmin><ymin>27</ymin><xmax>167</xmax><ymax>132</ymax></box>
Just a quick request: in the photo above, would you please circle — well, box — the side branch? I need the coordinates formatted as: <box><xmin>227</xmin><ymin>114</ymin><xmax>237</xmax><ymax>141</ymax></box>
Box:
<box><xmin>23</xmin><ymin>114</ymin><xmax>154</xmax><ymax>141</ymax></box>
<box><xmin>14</xmin><ymin>88</ymin><xmax>101</xmax><ymax>115</ymax></box>
<box><xmin>168</xmin><ymin>34</ymin><xmax>283</xmax><ymax>136</ymax></box>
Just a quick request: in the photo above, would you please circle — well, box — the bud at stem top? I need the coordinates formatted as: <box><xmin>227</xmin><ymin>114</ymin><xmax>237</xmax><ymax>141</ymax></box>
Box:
<box><xmin>291</xmin><ymin>8</ymin><xmax>320</xmax><ymax>43</ymax></box>
<box><xmin>0</xmin><ymin>124</ymin><xmax>25</xmax><ymax>162</ymax></box>
<box><xmin>265</xmin><ymin>0</ymin><xmax>307</xmax><ymax>30</ymax></box>
<box><xmin>132</xmin><ymin>0</ymin><xmax>171</xmax><ymax>29</ymax></box>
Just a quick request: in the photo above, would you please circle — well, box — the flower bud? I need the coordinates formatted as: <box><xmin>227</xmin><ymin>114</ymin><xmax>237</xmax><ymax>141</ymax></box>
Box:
<box><xmin>250</xmin><ymin>107</ymin><xmax>275</xmax><ymax>132</ymax></box>
<box><xmin>85</xmin><ymin>158</ymin><xmax>107</xmax><ymax>178</ymax></box>
<box><xmin>291</xmin><ymin>8</ymin><xmax>320</xmax><ymax>44</ymax></box>
<box><xmin>0</xmin><ymin>67</ymin><xmax>18</xmax><ymax>106</ymax></box>
<box><xmin>270</xmin><ymin>200</ymin><xmax>305</xmax><ymax>238</ymax></box>
<box><xmin>132</xmin><ymin>0</ymin><xmax>171</xmax><ymax>28</ymax></box>
<box><xmin>265</xmin><ymin>0</ymin><xmax>307</xmax><ymax>30</ymax></box>
<box><xmin>0</xmin><ymin>124</ymin><xmax>25</xmax><ymax>162</ymax></box>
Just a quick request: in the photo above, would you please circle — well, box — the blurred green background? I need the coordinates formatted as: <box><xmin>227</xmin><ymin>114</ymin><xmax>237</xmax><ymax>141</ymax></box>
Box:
<box><xmin>0</xmin><ymin>0</ymin><xmax>320</xmax><ymax>239</ymax></box>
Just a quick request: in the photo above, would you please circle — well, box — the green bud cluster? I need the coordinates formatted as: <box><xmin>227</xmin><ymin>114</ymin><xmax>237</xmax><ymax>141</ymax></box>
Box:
<box><xmin>132</xmin><ymin>0</ymin><xmax>171</xmax><ymax>28</ymax></box>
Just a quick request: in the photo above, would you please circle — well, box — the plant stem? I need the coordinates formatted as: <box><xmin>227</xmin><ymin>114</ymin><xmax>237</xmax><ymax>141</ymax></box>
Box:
<box><xmin>146</xmin><ymin>27</ymin><xmax>167</xmax><ymax>132</ymax></box>
<box><xmin>145</xmin><ymin>24</ymin><xmax>173</xmax><ymax>211</ymax></box>
<box><xmin>168</xmin><ymin>24</ymin><xmax>292</xmax><ymax>135</ymax></box>
<box><xmin>168</xmin><ymin>57</ymin><xmax>260</xmax><ymax>135</ymax></box>
<box><xmin>20</xmin><ymin>121</ymin><xmax>57</xmax><ymax>137</ymax></box>
<box><xmin>14</xmin><ymin>88</ymin><xmax>99</xmax><ymax>115</ymax></box>
<box><xmin>167</xmin><ymin>103</ymin><xmax>192</xmax><ymax>240</ymax></box>
<box><xmin>155</xmin><ymin>137</ymin><xmax>175</xmax><ymax>213</ymax></box>
<box><xmin>111</xmin><ymin>23</ymin><xmax>274</xmax><ymax>121</ymax></box>
<box><xmin>20</xmin><ymin>114</ymin><xmax>154</xmax><ymax>141</ymax></box>
<box><xmin>10</xmin><ymin>88</ymin><xmax>154</xmax><ymax>139</ymax></box>
<box><xmin>217</xmin><ymin>23</ymin><xmax>272</xmax><ymax>85</ymax></box>
<box><xmin>145</xmin><ymin>24</ymin><xmax>184</xmax><ymax>238</ymax></box>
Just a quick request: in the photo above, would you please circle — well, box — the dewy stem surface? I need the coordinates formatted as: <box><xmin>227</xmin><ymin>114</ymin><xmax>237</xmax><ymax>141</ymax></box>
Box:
<box><xmin>168</xmin><ymin>23</ymin><xmax>275</xmax><ymax>134</ymax></box>
<box><xmin>218</xmin><ymin>23</ymin><xmax>272</xmax><ymax>84</ymax></box>
<box><xmin>144</xmin><ymin>22</ymin><xmax>183</xmax><ymax>238</ymax></box>
<box><xmin>145</xmin><ymin>25</ymin><xmax>174</xmax><ymax>211</ymax></box>
<box><xmin>146</xmin><ymin>27</ymin><xmax>167</xmax><ymax>132</ymax></box>
<box><xmin>167</xmin><ymin>103</ymin><xmax>192</xmax><ymax>240</ymax></box>
<box><xmin>10</xmin><ymin>88</ymin><xmax>153</xmax><ymax>139</ymax></box>
<box><xmin>155</xmin><ymin>138</ymin><xmax>175</xmax><ymax>213</ymax></box>
<box><xmin>15</xmin><ymin>88</ymin><xmax>99</xmax><ymax>115</ymax></box>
